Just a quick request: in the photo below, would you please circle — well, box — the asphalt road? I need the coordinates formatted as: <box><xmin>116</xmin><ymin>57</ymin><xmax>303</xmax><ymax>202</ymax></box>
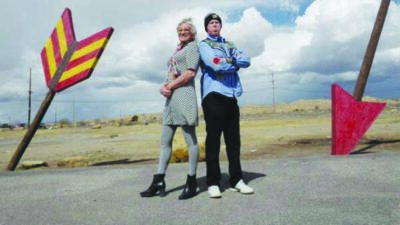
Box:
<box><xmin>1</xmin><ymin>151</ymin><xmax>399</xmax><ymax>225</ymax></box>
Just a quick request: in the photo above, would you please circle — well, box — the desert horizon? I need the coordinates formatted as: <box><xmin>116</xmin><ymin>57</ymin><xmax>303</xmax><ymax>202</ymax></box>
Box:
<box><xmin>1</xmin><ymin>98</ymin><xmax>399</xmax><ymax>171</ymax></box>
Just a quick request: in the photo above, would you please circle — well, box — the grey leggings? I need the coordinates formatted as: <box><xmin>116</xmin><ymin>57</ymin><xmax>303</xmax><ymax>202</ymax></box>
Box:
<box><xmin>157</xmin><ymin>125</ymin><xmax>199</xmax><ymax>176</ymax></box>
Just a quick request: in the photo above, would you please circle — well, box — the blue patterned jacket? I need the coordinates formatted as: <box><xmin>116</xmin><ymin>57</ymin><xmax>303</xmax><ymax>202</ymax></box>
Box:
<box><xmin>199</xmin><ymin>35</ymin><xmax>250</xmax><ymax>99</ymax></box>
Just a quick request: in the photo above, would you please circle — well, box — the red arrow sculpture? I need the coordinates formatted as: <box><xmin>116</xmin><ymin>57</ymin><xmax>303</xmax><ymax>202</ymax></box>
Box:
<box><xmin>331</xmin><ymin>84</ymin><xmax>386</xmax><ymax>155</ymax></box>
<box><xmin>331</xmin><ymin>0</ymin><xmax>390</xmax><ymax>155</ymax></box>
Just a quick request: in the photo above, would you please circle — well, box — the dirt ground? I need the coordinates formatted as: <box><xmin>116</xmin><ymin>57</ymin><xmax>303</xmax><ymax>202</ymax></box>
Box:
<box><xmin>1</xmin><ymin>104</ymin><xmax>399</xmax><ymax>171</ymax></box>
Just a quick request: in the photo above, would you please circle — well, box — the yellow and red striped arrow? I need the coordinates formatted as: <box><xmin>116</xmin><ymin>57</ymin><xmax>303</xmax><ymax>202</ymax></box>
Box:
<box><xmin>7</xmin><ymin>8</ymin><xmax>114</xmax><ymax>171</ymax></box>
<box><xmin>41</xmin><ymin>8</ymin><xmax>113</xmax><ymax>92</ymax></box>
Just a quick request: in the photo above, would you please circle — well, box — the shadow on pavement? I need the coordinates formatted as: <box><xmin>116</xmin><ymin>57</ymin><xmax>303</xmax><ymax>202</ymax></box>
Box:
<box><xmin>90</xmin><ymin>158</ymin><xmax>156</xmax><ymax>166</ymax></box>
<box><xmin>166</xmin><ymin>171</ymin><xmax>266</xmax><ymax>195</ymax></box>
<box><xmin>351</xmin><ymin>139</ymin><xmax>400</xmax><ymax>155</ymax></box>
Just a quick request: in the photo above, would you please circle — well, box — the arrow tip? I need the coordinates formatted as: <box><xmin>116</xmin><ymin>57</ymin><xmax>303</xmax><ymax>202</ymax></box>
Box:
<box><xmin>331</xmin><ymin>84</ymin><xmax>386</xmax><ymax>155</ymax></box>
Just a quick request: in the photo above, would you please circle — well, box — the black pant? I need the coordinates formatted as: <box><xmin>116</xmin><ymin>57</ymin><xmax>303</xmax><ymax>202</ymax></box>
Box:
<box><xmin>202</xmin><ymin>92</ymin><xmax>243</xmax><ymax>187</ymax></box>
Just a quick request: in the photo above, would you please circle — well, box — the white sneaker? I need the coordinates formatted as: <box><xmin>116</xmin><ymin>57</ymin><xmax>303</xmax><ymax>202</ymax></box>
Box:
<box><xmin>208</xmin><ymin>185</ymin><xmax>222</xmax><ymax>198</ymax></box>
<box><xmin>230</xmin><ymin>179</ymin><xmax>254</xmax><ymax>194</ymax></box>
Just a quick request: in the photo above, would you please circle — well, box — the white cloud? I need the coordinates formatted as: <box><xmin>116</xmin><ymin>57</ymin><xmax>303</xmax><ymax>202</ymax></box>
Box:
<box><xmin>1</xmin><ymin>0</ymin><xmax>400</xmax><ymax>123</ymax></box>
<box><xmin>296</xmin><ymin>1</ymin><xmax>377</xmax><ymax>42</ymax></box>
<box><xmin>245</xmin><ymin>0</ymin><xmax>400</xmax><ymax>104</ymax></box>
<box><xmin>223</xmin><ymin>7</ymin><xmax>273</xmax><ymax>57</ymax></box>
<box><xmin>280</xmin><ymin>0</ymin><xmax>301</xmax><ymax>13</ymax></box>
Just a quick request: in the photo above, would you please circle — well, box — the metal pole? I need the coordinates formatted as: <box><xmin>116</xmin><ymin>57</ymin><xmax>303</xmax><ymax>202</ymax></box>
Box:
<box><xmin>54</xmin><ymin>106</ymin><xmax>57</xmax><ymax>126</ymax></box>
<box><xmin>271</xmin><ymin>72</ymin><xmax>276</xmax><ymax>113</ymax></box>
<box><xmin>73</xmin><ymin>100</ymin><xmax>76</xmax><ymax>128</ymax></box>
<box><xmin>28</xmin><ymin>68</ymin><xmax>32</xmax><ymax>128</ymax></box>
<box><xmin>353</xmin><ymin>0</ymin><xmax>391</xmax><ymax>101</ymax></box>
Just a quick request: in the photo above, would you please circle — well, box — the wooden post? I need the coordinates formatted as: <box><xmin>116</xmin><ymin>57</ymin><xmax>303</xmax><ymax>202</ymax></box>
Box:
<box><xmin>6</xmin><ymin>90</ymin><xmax>55</xmax><ymax>171</ymax></box>
<box><xmin>353</xmin><ymin>0</ymin><xmax>391</xmax><ymax>101</ymax></box>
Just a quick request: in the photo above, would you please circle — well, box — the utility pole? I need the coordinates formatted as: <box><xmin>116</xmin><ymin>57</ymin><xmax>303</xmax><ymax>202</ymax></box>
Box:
<box><xmin>54</xmin><ymin>107</ymin><xmax>57</xmax><ymax>126</ymax></box>
<box><xmin>73</xmin><ymin>100</ymin><xmax>76</xmax><ymax>127</ymax></box>
<box><xmin>28</xmin><ymin>68</ymin><xmax>32</xmax><ymax>129</ymax></box>
<box><xmin>271</xmin><ymin>72</ymin><xmax>276</xmax><ymax>113</ymax></box>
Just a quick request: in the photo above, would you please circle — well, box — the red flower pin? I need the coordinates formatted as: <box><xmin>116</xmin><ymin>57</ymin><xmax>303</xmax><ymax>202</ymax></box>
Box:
<box><xmin>213</xmin><ymin>57</ymin><xmax>221</xmax><ymax>64</ymax></box>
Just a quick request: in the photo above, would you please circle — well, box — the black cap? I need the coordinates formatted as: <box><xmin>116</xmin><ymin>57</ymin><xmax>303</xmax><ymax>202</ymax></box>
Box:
<box><xmin>204</xmin><ymin>13</ymin><xmax>222</xmax><ymax>32</ymax></box>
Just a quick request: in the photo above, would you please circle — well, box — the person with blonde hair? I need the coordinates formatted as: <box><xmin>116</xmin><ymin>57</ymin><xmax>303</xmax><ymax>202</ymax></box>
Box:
<box><xmin>140</xmin><ymin>18</ymin><xmax>200</xmax><ymax>200</ymax></box>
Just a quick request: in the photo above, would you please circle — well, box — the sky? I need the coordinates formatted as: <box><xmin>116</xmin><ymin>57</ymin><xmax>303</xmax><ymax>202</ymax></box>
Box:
<box><xmin>0</xmin><ymin>0</ymin><xmax>399</xmax><ymax>124</ymax></box>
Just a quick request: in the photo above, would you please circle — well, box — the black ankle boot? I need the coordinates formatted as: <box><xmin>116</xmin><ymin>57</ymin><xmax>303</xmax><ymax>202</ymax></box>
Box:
<box><xmin>140</xmin><ymin>174</ymin><xmax>166</xmax><ymax>197</ymax></box>
<box><xmin>179</xmin><ymin>174</ymin><xmax>198</xmax><ymax>200</ymax></box>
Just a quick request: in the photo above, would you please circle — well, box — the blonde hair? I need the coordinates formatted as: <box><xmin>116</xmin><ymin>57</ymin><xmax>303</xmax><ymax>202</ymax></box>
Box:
<box><xmin>176</xmin><ymin>18</ymin><xmax>197</xmax><ymax>39</ymax></box>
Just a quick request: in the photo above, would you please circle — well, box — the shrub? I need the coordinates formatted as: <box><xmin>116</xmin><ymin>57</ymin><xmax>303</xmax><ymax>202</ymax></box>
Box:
<box><xmin>58</xmin><ymin>118</ymin><xmax>72</xmax><ymax>128</ymax></box>
<box><xmin>57</xmin><ymin>156</ymin><xmax>89</xmax><ymax>168</ymax></box>
<box><xmin>198</xmin><ymin>143</ymin><xmax>206</xmax><ymax>162</ymax></box>
<box><xmin>170</xmin><ymin>147</ymin><xmax>188</xmax><ymax>163</ymax></box>
<box><xmin>170</xmin><ymin>142</ymin><xmax>206</xmax><ymax>163</ymax></box>
<box><xmin>131</xmin><ymin>115</ymin><xmax>139</xmax><ymax>122</ymax></box>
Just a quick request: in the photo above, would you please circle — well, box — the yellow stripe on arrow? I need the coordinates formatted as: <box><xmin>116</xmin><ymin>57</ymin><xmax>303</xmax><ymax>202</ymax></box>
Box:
<box><xmin>70</xmin><ymin>38</ymin><xmax>107</xmax><ymax>61</ymax></box>
<box><xmin>60</xmin><ymin>57</ymin><xmax>98</xmax><ymax>82</ymax></box>
<box><xmin>45</xmin><ymin>39</ymin><xmax>57</xmax><ymax>77</ymax></box>
<box><xmin>56</xmin><ymin>19</ymin><xmax>68</xmax><ymax>57</ymax></box>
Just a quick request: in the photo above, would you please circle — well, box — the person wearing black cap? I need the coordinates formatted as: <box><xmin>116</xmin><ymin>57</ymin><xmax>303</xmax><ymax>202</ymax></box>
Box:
<box><xmin>199</xmin><ymin>13</ymin><xmax>254</xmax><ymax>198</ymax></box>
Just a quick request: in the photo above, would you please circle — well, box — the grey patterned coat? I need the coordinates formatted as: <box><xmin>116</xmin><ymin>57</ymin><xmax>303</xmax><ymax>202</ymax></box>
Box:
<box><xmin>163</xmin><ymin>41</ymin><xmax>200</xmax><ymax>126</ymax></box>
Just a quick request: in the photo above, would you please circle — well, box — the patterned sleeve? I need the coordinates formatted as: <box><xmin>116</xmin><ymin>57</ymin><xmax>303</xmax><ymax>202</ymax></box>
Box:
<box><xmin>198</xmin><ymin>40</ymin><xmax>238</xmax><ymax>74</ymax></box>
<box><xmin>227</xmin><ymin>42</ymin><xmax>250</xmax><ymax>68</ymax></box>
<box><xmin>185</xmin><ymin>41</ymin><xmax>200</xmax><ymax>71</ymax></box>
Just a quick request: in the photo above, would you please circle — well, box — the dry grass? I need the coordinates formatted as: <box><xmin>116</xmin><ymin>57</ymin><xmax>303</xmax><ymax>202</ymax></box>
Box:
<box><xmin>1</xmin><ymin>100</ymin><xmax>399</xmax><ymax>171</ymax></box>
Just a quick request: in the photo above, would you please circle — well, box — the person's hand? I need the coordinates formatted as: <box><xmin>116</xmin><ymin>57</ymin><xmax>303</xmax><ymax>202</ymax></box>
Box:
<box><xmin>166</xmin><ymin>80</ymin><xmax>176</xmax><ymax>91</ymax></box>
<box><xmin>172</xmin><ymin>71</ymin><xmax>181</xmax><ymax>80</ymax></box>
<box><xmin>226</xmin><ymin>57</ymin><xmax>237</xmax><ymax>66</ymax></box>
<box><xmin>160</xmin><ymin>83</ymin><xmax>172</xmax><ymax>98</ymax></box>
